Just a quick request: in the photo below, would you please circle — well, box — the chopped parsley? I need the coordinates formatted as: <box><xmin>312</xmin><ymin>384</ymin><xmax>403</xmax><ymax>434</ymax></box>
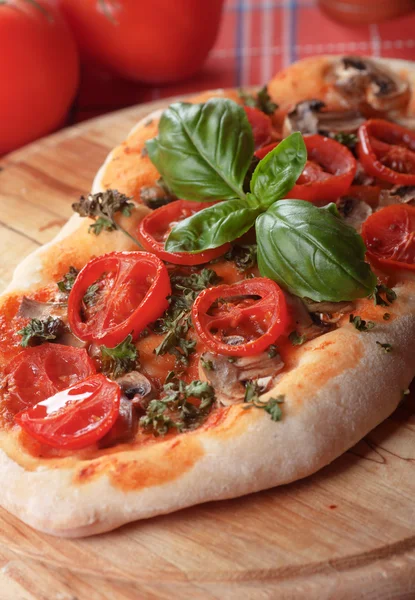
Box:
<box><xmin>289</xmin><ymin>330</ymin><xmax>306</xmax><ymax>346</ymax></box>
<box><xmin>140</xmin><ymin>379</ymin><xmax>215</xmax><ymax>435</ymax></box>
<box><xmin>18</xmin><ymin>317</ymin><xmax>66</xmax><ymax>347</ymax></box>
<box><xmin>349</xmin><ymin>314</ymin><xmax>375</xmax><ymax>332</ymax></box>
<box><xmin>376</xmin><ymin>341</ymin><xmax>393</xmax><ymax>353</ymax></box>
<box><xmin>224</xmin><ymin>244</ymin><xmax>257</xmax><ymax>272</ymax></box>
<box><xmin>243</xmin><ymin>381</ymin><xmax>284</xmax><ymax>422</ymax></box>
<box><xmin>100</xmin><ymin>334</ymin><xmax>139</xmax><ymax>379</ymax></box>
<box><xmin>57</xmin><ymin>266</ymin><xmax>79</xmax><ymax>294</ymax></box>
<box><xmin>239</xmin><ymin>85</ymin><xmax>278</xmax><ymax>115</ymax></box>
<box><xmin>83</xmin><ymin>282</ymin><xmax>101</xmax><ymax>307</ymax></box>
<box><xmin>371</xmin><ymin>284</ymin><xmax>397</xmax><ymax>308</ymax></box>
<box><xmin>333</xmin><ymin>132</ymin><xmax>358</xmax><ymax>151</ymax></box>
<box><xmin>200</xmin><ymin>355</ymin><xmax>214</xmax><ymax>371</ymax></box>
<box><xmin>267</xmin><ymin>344</ymin><xmax>278</xmax><ymax>358</ymax></box>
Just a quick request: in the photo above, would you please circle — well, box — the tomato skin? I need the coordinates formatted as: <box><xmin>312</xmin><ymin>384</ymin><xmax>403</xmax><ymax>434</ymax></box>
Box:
<box><xmin>244</xmin><ymin>107</ymin><xmax>273</xmax><ymax>150</ymax></box>
<box><xmin>58</xmin><ymin>0</ymin><xmax>224</xmax><ymax>83</ymax></box>
<box><xmin>68</xmin><ymin>251</ymin><xmax>171</xmax><ymax>347</ymax></box>
<box><xmin>137</xmin><ymin>200</ymin><xmax>230</xmax><ymax>265</ymax></box>
<box><xmin>0</xmin><ymin>0</ymin><xmax>79</xmax><ymax>155</ymax></box>
<box><xmin>191</xmin><ymin>278</ymin><xmax>289</xmax><ymax>356</ymax></box>
<box><xmin>5</xmin><ymin>344</ymin><xmax>96</xmax><ymax>417</ymax></box>
<box><xmin>357</xmin><ymin>119</ymin><xmax>415</xmax><ymax>185</ymax></box>
<box><xmin>362</xmin><ymin>204</ymin><xmax>415</xmax><ymax>271</ymax></box>
<box><xmin>15</xmin><ymin>374</ymin><xmax>120</xmax><ymax>450</ymax></box>
<box><xmin>255</xmin><ymin>136</ymin><xmax>356</xmax><ymax>205</ymax></box>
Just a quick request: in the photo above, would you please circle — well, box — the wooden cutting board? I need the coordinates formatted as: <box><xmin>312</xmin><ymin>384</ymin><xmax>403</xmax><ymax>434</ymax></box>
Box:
<box><xmin>0</xmin><ymin>99</ymin><xmax>414</xmax><ymax>600</ymax></box>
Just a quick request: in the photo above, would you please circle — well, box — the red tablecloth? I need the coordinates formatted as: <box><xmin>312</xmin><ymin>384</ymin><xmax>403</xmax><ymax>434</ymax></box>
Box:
<box><xmin>74</xmin><ymin>0</ymin><xmax>415</xmax><ymax>123</ymax></box>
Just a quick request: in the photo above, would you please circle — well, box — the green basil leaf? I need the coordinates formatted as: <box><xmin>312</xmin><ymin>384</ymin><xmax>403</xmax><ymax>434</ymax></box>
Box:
<box><xmin>165</xmin><ymin>199</ymin><xmax>260</xmax><ymax>253</ymax></box>
<box><xmin>256</xmin><ymin>200</ymin><xmax>377</xmax><ymax>302</ymax></box>
<box><xmin>250</xmin><ymin>132</ymin><xmax>307</xmax><ymax>208</ymax></box>
<box><xmin>146</xmin><ymin>99</ymin><xmax>254</xmax><ymax>202</ymax></box>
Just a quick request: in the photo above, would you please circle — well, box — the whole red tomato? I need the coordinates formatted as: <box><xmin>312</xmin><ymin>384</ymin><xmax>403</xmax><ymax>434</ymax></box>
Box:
<box><xmin>58</xmin><ymin>0</ymin><xmax>224</xmax><ymax>83</ymax></box>
<box><xmin>0</xmin><ymin>0</ymin><xmax>79</xmax><ymax>155</ymax></box>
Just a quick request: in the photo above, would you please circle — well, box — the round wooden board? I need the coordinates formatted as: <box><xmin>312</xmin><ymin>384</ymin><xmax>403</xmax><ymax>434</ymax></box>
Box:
<box><xmin>0</xmin><ymin>99</ymin><xmax>414</xmax><ymax>600</ymax></box>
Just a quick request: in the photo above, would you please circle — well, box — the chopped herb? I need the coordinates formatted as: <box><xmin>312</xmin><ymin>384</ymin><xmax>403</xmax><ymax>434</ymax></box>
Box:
<box><xmin>18</xmin><ymin>317</ymin><xmax>66</xmax><ymax>347</ymax></box>
<box><xmin>371</xmin><ymin>284</ymin><xmax>397</xmax><ymax>307</ymax></box>
<box><xmin>100</xmin><ymin>334</ymin><xmax>139</xmax><ymax>378</ymax></box>
<box><xmin>289</xmin><ymin>330</ymin><xmax>307</xmax><ymax>346</ymax></box>
<box><xmin>83</xmin><ymin>282</ymin><xmax>101</xmax><ymax>307</ymax></box>
<box><xmin>243</xmin><ymin>381</ymin><xmax>284</xmax><ymax>422</ymax></box>
<box><xmin>333</xmin><ymin>132</ymin><xmax>358</xmax><ymax>150</ymax></box>
<box><xmin>239</xmin><ymin>85</ymin><xmax>278</xmax><ymax>115</ymax></box>
<box><xmin>140</xmin><ymin>379</ymin><xmax>216</xmax><ymax>435</ymax></box>
<box><xmin>383</xmin><ymin>313</ymin><xmax>391</xmax><ymax>321</ymax></box>
<box><xmin>200</xmin><ymin>356</ymin><xmax>214</xmax><ymax>371</ymax></box>
<box><xmin>267</xmin><ymin>344</ymin><xmax>278</xmax><ymax>358</ymax></box>
<box><xmin>376</xmin><ymin>341</ymin><xmax>393</xmax><ymax>353</ymax></box>
<box><xmin>57</xmin><ymin>266</ymin><xmax>79</xmax><ymax>294</ymax></box>
<box><xmin>72</xmin><ymin>190</ymin><xmax>140</xmax><ymax>247</ymax></box>
<box><xmin>225</xmin><ymin>244</ymin><xmax>257</xmax><ymax>271</ymax></box>
<box><xmin>349</xmin><ymin>314</ymin><xmax>375</xmax><ymax>332</ymax></box>
<box><xmin>228</xmin><ymin>357</ymin><xmax>237</xmax><ymax>363</ymax></box>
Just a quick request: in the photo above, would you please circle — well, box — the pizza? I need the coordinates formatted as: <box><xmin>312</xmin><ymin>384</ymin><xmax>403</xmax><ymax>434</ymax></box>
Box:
<box><xmin>1</xmin><ymin>55</ymin><xmax>415</xmax><ymax>538</ymax></box>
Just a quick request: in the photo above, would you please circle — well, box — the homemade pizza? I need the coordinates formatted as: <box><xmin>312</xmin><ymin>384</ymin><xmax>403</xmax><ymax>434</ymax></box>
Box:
<box><xmin>1</xmin><ymin>55</ymin><xmax>415</xmax><ymax>537</ymax></box>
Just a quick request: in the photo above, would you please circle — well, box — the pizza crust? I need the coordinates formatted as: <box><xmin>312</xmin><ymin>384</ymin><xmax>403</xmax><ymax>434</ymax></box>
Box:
<box><xmin>1</xmin><ymin>58</ymin><xmax>415</xmax><ymax>537</ymax></box>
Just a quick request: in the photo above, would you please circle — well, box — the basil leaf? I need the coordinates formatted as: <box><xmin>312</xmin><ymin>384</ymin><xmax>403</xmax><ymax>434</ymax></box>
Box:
<box><xmin>250</xmin><ymin>132</ymin><xmax>307</xmax><ymax>208</ymax></box>
<box><xmin>256</xmin><ymin>200</ymin><xmax>377</xmax><ymax>302</ymax></box>
<box><xmin>146</xmin><ymin>99</ymin><xmax>254</xmax><ymax>202</ymax></box>
<box><xmin>165</xmin><ymin>199</ymin><xmax>260</xmax><ymax>253</ymax></box>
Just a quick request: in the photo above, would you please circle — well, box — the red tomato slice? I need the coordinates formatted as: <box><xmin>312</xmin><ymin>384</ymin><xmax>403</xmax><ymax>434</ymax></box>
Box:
<box><xmin>68</xmin><ymin>251</ymin><xmax>171</xmax><ymax>346</ymax></box>
<box><xmin>244</xmin><ymin>106</ymin><xmax>273</xmax><ymax>150</ymax></box>
<box><xmin>137</xmin><ymin>200</ymin><xmax>230</xmax><ymax>265</ymax></box>
<box><xmin>357</xmin><ymin>119</ymin><xmax>415</xmax><ymax>185</ymax></box>
<box><xmin>362</xmin><ymin>204</ymin><xmax>415</xmax><ymax>271</ymax></box>
<box><xmin>255</xmin><ymin>135</ymin><xmax>356</xmax><ymax>205</ymax></box>
<box><xmin>5</xmin><ymin>344</ymin><xmax>96</xmax><ymax>416</ymax></box>
<box><xmin>191</xmin><ymin>278</ymin><xmax>288</xmax><ymax>356</ymax></box>
<box><xmin>15</xmin><ymin>374</ymin><xmax>120</xmax><ymax>450</ymax></box>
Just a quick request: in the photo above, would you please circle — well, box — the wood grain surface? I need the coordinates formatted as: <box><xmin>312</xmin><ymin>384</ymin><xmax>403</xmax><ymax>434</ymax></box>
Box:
<box><xmin>0</xmin><ymin>100</ymin><xmax>414</xmax><ymax>600</ymax></box>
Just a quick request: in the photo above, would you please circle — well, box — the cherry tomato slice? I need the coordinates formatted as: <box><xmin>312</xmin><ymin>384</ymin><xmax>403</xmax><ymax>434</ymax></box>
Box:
<box><xmin>255</xmin><ymin>135</ymin><xmax>356</xmax><ymax>205</ymax></box>
<box><xmin>5</xmin><ymin>344</ymin><xmax>96</xmax><ymax>416</ymax></box>
<box><xmin>191</xmin><ymin>278</ymin><xmax>288</xmax><ymax>356</ymax></box>
<box><xmin>137</xmin><ymin>200</ymin><xmax>230</xmax><ymax>265</ymax></box>
<box><xmin>15</xmin><ymin>374</ymin><xmax>120</xmax><ymax>450</ymax></box>
<box><xmin>244</xmin><ymin>106</ymin><xmax>273</xmax><ymax>149</ymax></box>
<box><xmin>68</xmin><ymin>251</ymin><xmax>171</xmax><ymax>347</ymax></box>
<box><xmin>357</xmin><ymin>119</ymin><xmax>415</xmax><ymax>185</ymax></box>
<box><xmin>362</xmin><ymin>204</ymin><xmax>415</xmax><ymax>271</ymax></box>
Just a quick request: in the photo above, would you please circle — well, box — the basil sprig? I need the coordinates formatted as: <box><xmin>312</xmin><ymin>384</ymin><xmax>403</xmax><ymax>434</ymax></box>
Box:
<box><xmin>146</xmin><ymin>99</ymin><xmax>254</xmax><ymax>202</ymax></box>
<box><xmin>256</xmin><ymin>201</ymin><xmax>377</xmax><ymax>302</ymax></box>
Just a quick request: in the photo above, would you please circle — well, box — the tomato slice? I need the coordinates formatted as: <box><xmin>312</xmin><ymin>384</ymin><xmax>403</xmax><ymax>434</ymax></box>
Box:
<box><xmin>137</xmin><ymin>200</ymin><xmax>230</xmax><ymax>265</ymax></box>
<box><xmin>357</xmin><ymin>119</ymin><xmax>415</xmax><ymax>185</ymax></box>
<box><xmin>191</xmin><ymin>278</ymin><xmax>288</xmax><ymax>356</ymax></box>
<box><xmin>15</xmin><ymin>374</ymin><xmax>120</xmax><ymax>450</ymax></box>
<box><xmin>244</xmin><ymin>106</ymin><xmax>273</xmax><ymax>150</ymax></box>
<box><xmin>68</xmin><ymin>251</ymin><xmax>171</xmax><ymax>346</ymax></box>
<box><xmin>5</xmin><ymin>344</ymin><xmax>96</xmax><ymax>416</ymax></box>
<box><xmin>255</xmin><ymin>135</ymin><xmax>356</xmax><ymax>205</ymax></box>
<box><xmin>362</xmin><ymin>204</ymin><xmax>415</xmax><ymax>271</ymax></box>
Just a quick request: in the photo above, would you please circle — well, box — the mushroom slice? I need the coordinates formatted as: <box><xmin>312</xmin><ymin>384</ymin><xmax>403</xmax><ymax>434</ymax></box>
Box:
<box><xmin>329</xmin><ymin>56</ymin><xmax>410</xmax><ymax>114</ymax></box>
<box><xmin>303</xmin><ymin>299</ymin><xmax>354</xmax><ymax>315</ymax></box>
<box><xmin>379</xmin><ymin>185</ymin><xmax>415</xmax><ymax>208</ymax></box>
<box><xmin>18</xmin><ymin>296</ymin><xmax>67</xmax><ymax>320</ymax></box>
<box><xmin>199</xmin><ymin>351</ymin><xmax>284</xmax><ymax>407</ymax></box>
<box><xmin>336</xmin><ymin>196</ymin><xmax>373</xmax><ymax>231</ymax></box>
<box><xmin>283</xmin><ymin>99</ymin><xmax>365</xmax><ymax>137</ymax></box>
<box><xmin>99</xmin><ymin>395</ymin><xmax>138</xmax><ymax>448</ymax></box>
<box><xmin>116</xmin><ymin>371</ymin><xmax>155</xmax><ymax>410</ymax></box>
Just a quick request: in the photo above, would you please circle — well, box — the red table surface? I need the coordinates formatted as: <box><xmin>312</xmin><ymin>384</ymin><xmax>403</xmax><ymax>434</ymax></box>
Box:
<box><xmin>73</xmin><ymin>0</ymin><xmax>415</xmax><ymax>123</ymax></box>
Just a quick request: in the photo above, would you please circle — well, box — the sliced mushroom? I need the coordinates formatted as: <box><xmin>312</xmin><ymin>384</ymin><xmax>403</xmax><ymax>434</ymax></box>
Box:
<box><xmin>379</xmin><ymin>185</ymin><xmax>415</xmax><ymax>208</ymax></box>
<box><xmin>99</xmin><ymin>396</ymin><xmax>138</xmax><ymax>448</ymax></box>
<box><xmin>199</xmin><ymin>351</ymin><xmax>284</xmax><ymax>407</ymax></box>
<box><xmin>285</xmin><ymin>293</ymin><xmax>335</xmax><ymax>341</ymax></box>
<box><xmin>336</xmin><ymin>196</ymin><xmax>373</xmax><ymax>231</ymax></box>
<box><xmin>283</xmin><ymin>99</ymin><xmax>365</xmax><ymax>137</ymax></box>
<box><xmin>328</xmin><ymin>56</ymin><xmax>410</xmax><ymax>114</ymax></box>
<box><xmin>303</xmin><ymin>299</ymin><xmax>354</xmax><ymax>314</ymax></box>
<box><xmin>353</xmin><ymin>161</ymin><xmax>375</xmax><ymax>186</ymax></box>
<box><xmin>116</xmin><ymin>371</ymin><xmax>155</xmax><ymax>409</ymax></box>
<box><xmin>140</xmin><ymin>182</ymin><xmax>176</xmax><ymax>209</ymax></box>
<box><xmin>18</xmin><ymin>296</ymin><xmax>67</xmax><ymax>320</ymax></box>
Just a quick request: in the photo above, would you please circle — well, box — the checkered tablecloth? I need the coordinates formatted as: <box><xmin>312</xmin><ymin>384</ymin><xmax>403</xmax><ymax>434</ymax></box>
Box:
<box><xmin>74</xmin><ymin>0</ymin><xmax>415</xmax><ymax>123</ymax></box>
